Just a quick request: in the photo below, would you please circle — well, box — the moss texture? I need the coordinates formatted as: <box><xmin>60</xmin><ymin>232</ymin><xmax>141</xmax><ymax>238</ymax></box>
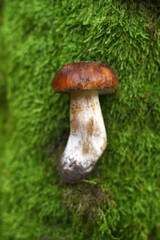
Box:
<box><xmin>1</xmin><ymin>0</ymin><xmax>160</xmax><ymax>239</ymax></box>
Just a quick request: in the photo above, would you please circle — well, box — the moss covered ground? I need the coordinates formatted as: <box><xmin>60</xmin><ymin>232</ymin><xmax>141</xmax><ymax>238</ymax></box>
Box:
<box><xmin>0</xmin><ymin>0</ymin><xmax>160</xmax><ymax>239</ymax></box>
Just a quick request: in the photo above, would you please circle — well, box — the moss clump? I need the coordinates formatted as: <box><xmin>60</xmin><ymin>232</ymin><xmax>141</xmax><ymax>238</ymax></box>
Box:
<box><xmin>1</xmin><ymin>0</ymin><xmax>160</xmax><ymax>239</ymax></box>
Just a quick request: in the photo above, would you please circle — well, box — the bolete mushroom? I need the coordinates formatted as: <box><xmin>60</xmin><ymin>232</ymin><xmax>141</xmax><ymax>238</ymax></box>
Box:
<box><xmin>52</xmin><ymin>61</ymin><xmax>119</xmax><ymax>183</ymax></box>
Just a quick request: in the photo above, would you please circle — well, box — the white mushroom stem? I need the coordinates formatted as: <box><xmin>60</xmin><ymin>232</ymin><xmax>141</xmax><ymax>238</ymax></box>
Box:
<box><xmin>59</xmin><ymin>89</ymin><xmax>107</xmax><ymax>183</ymax></box>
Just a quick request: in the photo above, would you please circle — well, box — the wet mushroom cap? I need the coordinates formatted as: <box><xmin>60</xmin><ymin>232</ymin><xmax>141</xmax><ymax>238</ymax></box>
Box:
<box><xmin>52</xmin><ymin>61</ymin><xmax>119</xmax><ymax>94</ymax></box>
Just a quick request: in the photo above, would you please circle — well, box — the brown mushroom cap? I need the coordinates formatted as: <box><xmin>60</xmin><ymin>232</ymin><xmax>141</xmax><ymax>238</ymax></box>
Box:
<box><xmin>52</xmin><ymin>61</ymin><xmax>119</xmax><ymax>94</ymax></box>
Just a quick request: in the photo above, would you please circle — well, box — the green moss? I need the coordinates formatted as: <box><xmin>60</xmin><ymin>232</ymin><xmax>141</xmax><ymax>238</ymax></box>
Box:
<box><xmin>1</xmin><ymin>0</ymin><xmax>160</xmax><ymax>239</ymax></box>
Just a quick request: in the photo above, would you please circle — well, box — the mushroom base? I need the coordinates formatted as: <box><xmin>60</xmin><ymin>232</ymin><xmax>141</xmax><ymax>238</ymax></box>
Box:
<box><xmin>59</xmin><ymin>90</ymin><xmax>107</xmax><ymax>183</ymax></box>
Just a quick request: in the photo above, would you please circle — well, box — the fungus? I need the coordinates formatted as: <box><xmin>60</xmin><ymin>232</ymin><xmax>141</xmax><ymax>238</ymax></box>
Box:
<box><xmin>52</xmin><ymin>61</ymin><xmax>119</xmax><ymax>183</ymax></box>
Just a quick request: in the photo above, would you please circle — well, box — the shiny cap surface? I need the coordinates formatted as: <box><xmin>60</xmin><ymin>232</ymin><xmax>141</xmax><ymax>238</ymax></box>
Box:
<box><xmin>52</xmin><ymin>61</ymin><xmax>119</xmax><ymax>94</ymax></box>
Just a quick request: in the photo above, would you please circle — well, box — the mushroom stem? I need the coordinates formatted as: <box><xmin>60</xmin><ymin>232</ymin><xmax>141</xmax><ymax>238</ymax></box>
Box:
<box><xmin>59</xmin><ymin>89</ymin><xmax>107</xmax><ymax>183</ymax></box>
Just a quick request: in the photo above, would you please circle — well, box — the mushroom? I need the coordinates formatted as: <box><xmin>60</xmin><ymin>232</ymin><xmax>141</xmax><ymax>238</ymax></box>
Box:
<box><xmin>52</xmin><ymin>61</ymin><xmax>119</xmax><ymax>183</ymax></box>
